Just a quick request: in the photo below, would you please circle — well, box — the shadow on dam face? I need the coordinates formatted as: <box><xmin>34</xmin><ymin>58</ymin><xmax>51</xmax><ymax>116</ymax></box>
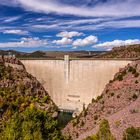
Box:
<box><xmin>21</xmin><ymin>56</ymin><xmax>132</xmax><ymax>112</ymax></box>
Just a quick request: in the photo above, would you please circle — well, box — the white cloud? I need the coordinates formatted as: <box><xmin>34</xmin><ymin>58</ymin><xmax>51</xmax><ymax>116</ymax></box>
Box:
<box><xmin>93</xmin><ymin>39</ymin><xmax>140</xmax><ymax>49</ymax></box>
<box><xmin>56</xmin><ymin>31</ymin><xmax>83</xmax><ymax>38</ymax></box>
<box><xmin>73</xmin><ymin>35</ymin><xmax>98</xmax><ymax>48</ymax></box>
<box><xmin>28</xmin><ymin>17</ymin><xmax>111</xmax><ymax>31</ymax></box>
<box><xmin>60</xmin><ymin>18</ymin><xmax>109</xmax><ymax>26</ymax></box>
<box><xmin>53</xmin><ymin>37</ymin><xmax>72</xmax><ymax>45</ymax></box>
<box><xmin>6</xmin><ymin>0</ymin><xmax>140</xmax><ymax>17</ymax></box>
<box><xmin>65</xmin><ymin>19</ymin><xmax>140</xmax><ymax>31</ymax></box>
<box><xmin>0</xmin><ymin>37</ymin><xmax>48</xmax><ymax>48</ymax></box>
<box><xmin>3</xmin><ymin>29</ymin><xmax>29</xmax><ymax>35</ymax></box>
<box><xmin>3</xmin><ymin>16</ymin><xmax>21</xmax><ymax>23</ymax></box>
<box><xmin>32</xmin><ymin>24</ymin><xmax>59</xmax><ymax>29</ymax></box>
<box><xmin>26</xmin><ymin>14</ymin><xmax>140</xmax><ymax>32</ymax></box>
<box><xmin>92</xmin><ymin>19</ymin><xmax>140</xmax><ymax>30</ymax></box>
<box><xmin>27</xmin><ymin>18</ymin><xmax>140</xmax><ymax>32</ymax></box>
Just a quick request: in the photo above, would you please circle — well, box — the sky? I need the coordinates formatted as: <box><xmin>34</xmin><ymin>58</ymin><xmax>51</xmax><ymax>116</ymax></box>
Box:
<box><xmin>0</xmin><ymin>0</ymin><xmax>140</xmax><ymax>52</ymax></box>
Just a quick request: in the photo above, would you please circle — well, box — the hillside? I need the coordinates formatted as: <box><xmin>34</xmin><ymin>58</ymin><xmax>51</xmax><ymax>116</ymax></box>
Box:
<box><xmin>96</xmin><ymin>44</ymin><xmax>140</xmax><ymax>58</ymax></box>
<box><xmin>0</xmin><ymin>44</ymin><xmax>140</xmax><ymax>59</ymax></box>
<box><xmin>0</xmin><ymin>50</ymin><xmax>104</xmax><ymax>59</ymax></box>
<box><xmin>0</xmin><ymin>56</ymin><xmax>67</xmax><ymax>139</ymax></box>
<box><xmin>63</xmin><ymin>60</ymin><xmax>140</xmax><ymax>140</ymax></box>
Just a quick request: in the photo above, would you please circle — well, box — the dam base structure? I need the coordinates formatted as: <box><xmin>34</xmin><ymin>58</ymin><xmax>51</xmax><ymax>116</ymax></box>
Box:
<box><xmin>21</xmin><ymin>56</ymin><xmax>132</xmax><ymax>113</ymax></box>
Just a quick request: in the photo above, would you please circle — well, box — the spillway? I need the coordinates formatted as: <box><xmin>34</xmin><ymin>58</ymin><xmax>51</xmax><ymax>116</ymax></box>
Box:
<box><xmin>21</xmin><ymin>56</ymin><xmax>132</xmax><ymax>112</ymax></box>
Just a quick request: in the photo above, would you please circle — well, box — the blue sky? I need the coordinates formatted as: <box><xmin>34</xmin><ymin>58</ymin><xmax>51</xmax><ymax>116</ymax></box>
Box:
<box><xmin>0</xmin><ymin>0</ymin><xmax>140</xmax><ymax>52</ymax></box>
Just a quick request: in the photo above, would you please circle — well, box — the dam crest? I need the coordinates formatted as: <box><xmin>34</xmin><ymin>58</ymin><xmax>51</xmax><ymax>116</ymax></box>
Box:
<box><xmin>21</xmin><ymin>56</ymin><xmax>132</xmax><ymax>112</ymax></box>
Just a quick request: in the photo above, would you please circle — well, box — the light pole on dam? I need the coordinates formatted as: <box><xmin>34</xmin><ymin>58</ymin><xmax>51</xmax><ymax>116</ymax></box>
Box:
<box><xmin>21</xmin><ymin>56</ymin><xmax>132</xmax><ymax>114</ymax></box>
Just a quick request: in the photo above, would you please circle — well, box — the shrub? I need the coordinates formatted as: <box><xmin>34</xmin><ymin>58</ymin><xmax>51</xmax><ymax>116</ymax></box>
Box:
<box><xmin>94</xmin><ymin>115</ymin><xmax>98</xmax><ymax>121</ymax></box>
<box><xmin>92</xmin><ymin>98</ymin><xmax>96</xmax><ymax>103</ymax></box>
<box><xmin>0</xmin><ymin>108</ymin><xmax>65</xmax><ymax>140</ymax></box>
<box><xmin>41</xmin><ymin>95</ymin><xmax>49</xmax><ymax>103</ymax></box>
<box><xmin>96</xmin><ymin>95</ymin><xmax>103</xmax><ymax>101</ymax></box>
<box><xmin>128</xmin><ymin>66</ymin><xmax>136</xmax><ymax>73</ymax></box>
<box><xmin>80</xmin><ymin>120</ymin><xmax>85</xmax><ymax>126</ymax></box>
<box><xmin>109</xmin><ymin>80</ymin><xmax>113</xmax><ymax>83</ymax></box>
<box><xmin>132</xmin><ymin>94</ymin><xmax>138</xmax><ymax>100</ymax></box>
<box><xmin>83</xmin><ymin>109</ymin><xmax>87</xmax><ymax>117</ymax></box>
<box><xmin>123</xmin><ymin>127</ymin><xmax>140</xmax><ymax>140</ymax></box>
<box><xmin>115</xmin><ymin>120</ymin><xmax>121</xmax><ymax>128</ymax></box>
<box><xmin>111</xmin><ymin>93</ymin><xmax>115</xmax><ymax>97</ymax></box>
<box><xmin>118</xmin><ymin>75</ymin><xmax>123</xmax><ymax>81</ymax></box>
<box><xmin>76</xmin><ymin>133</ymin><xmax>79</xmax><ymax>138</ymax></box>
<box><xmin>116</xmin><ymin>74</ymin><xmax>123</xmax><ymax>81</ymax></box>
<box><xmin>6</xmin><ymin>65</ymin><xmax>12</xmax><ymax>73</ymax></box>
<box><xmin>117</xmin><ymin>95</ymin><xmax>120</xmax><ymax>98</ymax></box>
<box><xmin>96</xmin><ymin>119</ymin><xmax>116</xmax><ymax>140</ymax></box>
<box><xmin>84</xmin><ymin>135</ymin><xmax>97</xmax><ymax>140</ymax></box>
<box><xmin>101</xmin><ymin>106</ymin><xmax>104</xmax><ymax>111</ymax></box>
<box><xmin>72</xmin><ymin>119</ymin><xmax>79</xmax><ymax>127</ymax></box>
<box><xmin>134</xmin><ymin>72</ymin><xmax>139</xmax><ymax>77</ymax></box>
<box><xmin>19</xmin><ymin>84</ymin><xmax>26</xmax><ymax>94</ymax></box>
<box><xmin>122</xmin><ymin>70</ymin><xmax>127</xmax><ymax>76</ymax></box>
<box><xmin>130</xmin><ymin>109</ymin><xmax>138</xmax><ymax>114</ymax></box>
<box><xmin>84</xmin><ymin>119</ymin><xmax>116</xmax><ymax>140</ymax></box>
<box><xmin>132</xmin><ymin>69</ymin><xmax>136</xmax><ymax>74</ymax></box>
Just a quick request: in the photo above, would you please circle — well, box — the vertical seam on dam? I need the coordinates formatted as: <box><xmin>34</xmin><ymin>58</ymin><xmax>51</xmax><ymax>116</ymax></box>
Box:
<box><xmin>64</xmin><ymin>55</ymin><xmax>70</xmax><ymax>84</ymax></box>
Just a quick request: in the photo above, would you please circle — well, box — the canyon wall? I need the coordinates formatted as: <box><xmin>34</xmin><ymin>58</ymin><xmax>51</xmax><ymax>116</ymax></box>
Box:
<box><xmin>21</xmin><ymin>57</ymin><xmax>132</xmax><ymax>112</ymax></box>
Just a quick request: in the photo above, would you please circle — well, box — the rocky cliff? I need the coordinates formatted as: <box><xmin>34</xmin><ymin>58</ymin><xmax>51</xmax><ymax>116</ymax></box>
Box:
<box><xmin>63</xmin><ymin>60</ymin><xmax>140</xmax><ymax>140</ymax></box>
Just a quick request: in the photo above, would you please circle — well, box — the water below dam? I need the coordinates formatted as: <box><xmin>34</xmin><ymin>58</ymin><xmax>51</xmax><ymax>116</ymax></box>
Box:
<box><xmin>21</xmin><ymin>56</ymin><xmax>132</xmax><ymax>112</ymax></box>
<box><xmin>58</xmin><ymin>112</ymin><xmax>73</xmax><ymax>128</ymax></box>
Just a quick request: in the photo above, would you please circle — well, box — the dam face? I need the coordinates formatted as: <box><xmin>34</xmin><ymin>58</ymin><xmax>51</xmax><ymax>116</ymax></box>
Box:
<box><xmin>21</xmin><ymin>57</ymin><xmax>131</xmax><ymax>112</ymax></box>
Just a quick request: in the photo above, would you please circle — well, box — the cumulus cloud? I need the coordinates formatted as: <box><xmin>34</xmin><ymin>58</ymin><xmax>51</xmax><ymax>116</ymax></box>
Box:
<box><xmin>56</xmin><ymin>31</ymin><xmax>83</xmax><ymax>38</ymax></box>
<box><xmin>0</xmin><ymin>37</ymin><xmax>48</xmax><ymax>48</ymax></box>
<box><xmin>93</xmin><ymin>39</ymin><xmax>140</xmax><ymax>49</ymax></box>
<box><xmin>3</xmin><ymin>29</ymin><xmax>29</xmax><ymax>35</ymax></box>
<box><xmin>73</xmin><ymin>35</ymin><xmax>98</xmax><ymax>48</ymax></box>
<box><xmin>4</xmin><ymin>0</ymin><xmax>140</xmax><ymax>17</ymax></box>
<box><xmin>53</xmin><ymin>37</ymin><xmax>72</xmax><ymax>45</ymax></box>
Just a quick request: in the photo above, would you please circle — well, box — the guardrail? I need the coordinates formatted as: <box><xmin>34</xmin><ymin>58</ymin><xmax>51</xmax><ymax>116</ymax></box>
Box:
<box><xmin>18</xmin><ymin>57</ymin><xmax>140</xmax><ymax>61</ymax></box>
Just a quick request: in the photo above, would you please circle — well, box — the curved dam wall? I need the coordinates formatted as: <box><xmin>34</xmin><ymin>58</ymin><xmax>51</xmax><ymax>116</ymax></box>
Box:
<box><xmin>21</xmin><ymin>58</ymin><xmax>132</xmax><ymax>112</ymax></box>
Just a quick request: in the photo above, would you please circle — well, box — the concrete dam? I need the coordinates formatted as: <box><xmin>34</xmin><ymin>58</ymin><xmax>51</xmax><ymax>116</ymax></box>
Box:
<box><xmin>21</xmin><ymin>56</ymin><xmax>132</xmax><ymax>112</ymax></box>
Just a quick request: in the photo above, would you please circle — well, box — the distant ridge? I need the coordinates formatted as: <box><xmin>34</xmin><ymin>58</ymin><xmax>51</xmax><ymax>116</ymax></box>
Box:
<box><xmin>0</xmin><ymin>44</ymin><xmax>140</xmax><ymax>59</ymax></box>
<box><xmin>0</xmin><ymin>50</ymin><xmax>104</xmax><ymax>59</ymax></box>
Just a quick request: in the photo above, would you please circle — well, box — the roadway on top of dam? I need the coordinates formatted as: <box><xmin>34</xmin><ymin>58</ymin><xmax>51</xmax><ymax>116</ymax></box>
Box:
<box><xmin>19</xmin><ymin>57</ymin><xmax>139</xmax><ymax>61</ymax></box>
